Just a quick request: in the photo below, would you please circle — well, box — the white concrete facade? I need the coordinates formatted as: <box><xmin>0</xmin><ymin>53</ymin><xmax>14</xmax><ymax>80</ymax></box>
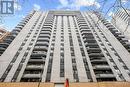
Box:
<box><xmin>0</xmin><ymin>11</ymin><xmax>130</xmax><ymax>83</ymax></box>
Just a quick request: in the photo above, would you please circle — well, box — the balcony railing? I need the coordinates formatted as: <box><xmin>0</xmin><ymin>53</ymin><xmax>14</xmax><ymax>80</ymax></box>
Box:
<box><xmin>26</xmin><ymin>65</ymin><xmax>43</xmax><ymax>70</ymax></box>
<box><xmin>22</xmin><ymin>74</ymin><xmax>41</xmax><ymax>78</ymax></box>
<box><xmin>96</xmin><ymin>74</ymin><xmax>115</xmax><ymax>78</ymax></box>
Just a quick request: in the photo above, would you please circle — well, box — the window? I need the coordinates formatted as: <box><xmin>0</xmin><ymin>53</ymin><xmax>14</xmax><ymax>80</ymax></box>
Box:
<box><xmin>118</xmin><ymin>59</ymin><xmax>123</xmax><ymax>62</ymax></box>
<box><xmin>24</xmin><ymin>52</ymin><xmax>28</xmax><ymax>57</ymax></box>
<box><xmin>33</xmin><ymin>36</ymin><xmax>36</xmax><ymax>38</ymax></box>
<box><xmin>31</xmin><ymin>39</ymin><xmax>35</xmax><ymax>41</ymax></box>
<box><xmin>19</xmin><ymin>47</ymin><xmax>23</xmax><ymax>51</ymax></box>
<box><xmin>27</xmin><ymin>47</ymin><xmax>31</xmax><ymax>50</ymax></box>
<box><xmin>123</xmin><ymin>66</ymin><xmax>129</xmax><ymax>70</ymax></box>
<box><xmin>50</xmin><ymin>53</ymin><xmax>53</xmax><ymax>56</ymax></box>
<box><xmin>21</xmin><ymin>43</ymin><xmax>25</xmax><ymax>46</ymax></box>
<box><xmin>72</xmin><ymin>59</ymin><xmax>76</xmax><ymax>63</ymax></box>
<box><xmin>29</xmin><ymin>43</ymin><xmax>33</xmax><ymax>46</ymax></box>
<box><xmin>114</xmin><ymin>66</ymin><xmax>118</xmax><ymax>69</ymax></box>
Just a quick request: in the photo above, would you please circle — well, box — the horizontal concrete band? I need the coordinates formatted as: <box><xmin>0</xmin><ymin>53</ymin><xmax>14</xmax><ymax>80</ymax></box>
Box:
<box><xmin>0</xmin><ymin>82</ymin><xmax>130</xmax><ymax>87</ymax></box>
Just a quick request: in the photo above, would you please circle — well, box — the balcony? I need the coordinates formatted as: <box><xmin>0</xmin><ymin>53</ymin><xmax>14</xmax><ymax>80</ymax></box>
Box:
<box><xmin>105</xmin><ymin>24</ymin><xmax>113</xmax><ymax>28</ymax></box>
<box><xmin>123</xmin><ymin>42</ymin><xmax>130</xmax><ymax>46</ymax></box>
<box><xmin>77</xmin><ymin>17</ymin><xmax>84</xmax><ymax>19</ymax></box>
<box><xmin>83</xmin><ymin>36</ymin><xmax>94</xmax><ymax>39</ymax></box>
<box><xmin>91</xmin><ymin>58</ymin><xmax>107</xmax><ymax>63</ymax></box>
<box><xmin>103</xmin><ymin>22</ymin><xmax>110</xmax><ymax>25</ymax></box>
<box><xmin>13</xmin><ymin>28</ymin><xmax>21</xmax><ymax>32</ymax></box>
<box><xmin>42</xmin><ymin>28</ymin><xmax>52</xmax><ymax>31</ymax></box>
<box><xmin>0</xmin><ymin>47</ymin><xmax>6</xmax><ymax>51</ymax></box>
<box><xmin>127</xmin><ymin>49</ymin><xmax>130</xmax><ymax>52</ymax></box>
<box><xmin>82</xmin><ymin>32</ymin><xmax>93</xmax><ymax>36</ymax></box>
<box><xmin>44</xmin><ymin>21</ymin><xmax>53</xmax><ymax>24</ymax></box>
<box><xmin>18</xmin><ymin>23</ymin><xmax>25</xmax><ymax>27</ymax></box>
<box><xmin>93</xmin><ymin>65</ymin><xmax>110</xmax><ymax>70</ymax></box>
<box><xmin>23</xmin><ymin>17</ymin><xmax>30</xmax><ymax>23</ymax></box>
<box><xmin>44</xmin><ymin>22</ymin><xmax>53</xmax><ymax>24</ymax></box>
<box><xmin>78</xmin><ymin>22</ymin><xmax>87</xmax><ymax>25</ymax></box>
<box><xmin>38</xmin><ymin>34</ymin><xmax>50</xmax><ymax>39</ymax></box>
<box><xmin>114</xmin><ymin>32</ymin><xmax>121</xmax><ymax>36</ymax></box>
<box><xmin>89</xmin><ymin>53</ymin><xmax>104</xmax><ymax>57</ymax></box>
<box><xmin>80</xmin><ymin>29</ymin><xmax>91</xmax><ymax>33</ymax></box>
<box><xmin>20</xmin><ymin>21</ymin><xmax>27</xmax><ymax>25</ymax></box>
<box><xmin>90</xmin><ymin>56</ymin><xmax>104</xmax><ymax>60</ymax></box>
<box><xmin>83</xmin><ymin>35</ymin><xmax>94</xmax><ymax>39</ymax></box>
<box><xmin>86</xmin><ymin>43</ymin><xmax>99</xmax><ymax>47</ymax></box>
<box><xmin>31</xmin><ymin>52</ymin><xmax>46</xmax><ymax>57</ymax></box>
<box><xmin>87</xmin><ymin>48</ymin><xmax>101</xmax><ymax>53</ymax></box>
<box><xmin>35</xmin><ymin>42</ymin><xmax>49</xmax><ymax>47</ymax></box>
<box><xmin>40</xmin><ymin>32</ymin><xmax>51</xmax><ymax>36</ymax></box>
<box><xmin>118</xmin><ymin>35</ymin><xmax>125</xmax><ymax>38</ymax></box>
<box><xmin>28</xmin><ymin>59</ymin><xmax>45</xmax><ymax>63</ymax></box>
<box><xmin>0</xmin><ymin>50</ymin><xmax>4</xmax><ymax>54</ymax></box>
<box><xmin>78</xmin><ymin>24</ymin><xmax>88</xmax><ymax>27</ymax></box>
<box><xmin>43</xmin><ymin>24</ymin><xmax>53</xmax><ymax>27</ymax></box>
<box><xmin>41</xmin><ymin>29</ymin><xmax>52</xmax><ymax>32</ymax></box>
<box><xmin>107</xmin><ymin>26</ymin><xmax>115</xmax><ymax>30</ymax></box>
<box><xmin>110</xmin><ymin>29</ymin><xmax>118</xmax><ymax>33</ymax></box>
<box><xmin>96</xmin><ymin>74</ymin><xmax>115</xmax><ymax>78</ymax></box>
<box><xmin>7</xmin><ymin>34</ymin><xmax>17</xmax><ymax>39</ymax></box>
<box><xmin>37</xmin><ymin>38</ymin><xmax>49</xmax><ymax>43</ymax></box>
<box><xmin>44</xmin><ymin>18</ymin><xmax>52</xmax><ymax>22</ymax></box>
<box><xmin>42</xmin><ymin>25</ymin><xmax>52</xmax><ymax>29</ymax></box>
<box><xmin>76</xmin><ymin>17</ymin><xmax>83</xmax><ymax>19</ymax></box>
<box><xmin>15</xmin><ymin>25</ymin><xmax>23</xmax><ymax>29</ymax></box>
<box><xmin>86</xmin><ymin>43</ymin><xmax>98</xmax><ymax>46</ymax></box>
<box><xmin>33</xmin><ymin>46</ymin><xmax>48</xmax><ymax>51</ymax></box>
<box><xmin>6</xmin><ymin>36</ymin><xmax>15</xmax><ymax>40</ymax></box>
<box><xmin>26</xmin><ymin>65</ymin><xmax>43</xmax><ymax>70</ymax></box>
<box><xmin>80</xmin><ymin>26</ymin><xmax>89</xmax><ymax>30</ymax></box>
<box><xmin>84</xmin><ymin>39</ymin><xmax>96</xmax><ymax>43</ymax></box>
<box><xmin>120</xmin><ymin>38</ymin><xmax>128</xmax><ymax>42</ymax></box>
<box><xmin>22</xmin><ymin>74</ymin><xmax>41</xmax><ymax>78</ymax></box>
<box><xmin>77</xmin><ymin>20</ymin><xmax>86</xmax><ymax>22</ymax></box>
<box><xmin>11</xmin><ymin>32</ymin><xmax>18</xmax><ymax>36</ymax></box>
<box><xmin>0</xmin><ymin>43</ymin><xmax>9</xmax><ymax>48</ymax></box>
<box><xmin>4</xmin><ymin>38</ymin><xmax>12</xmax><ymax>43</ymax></box>
<box><xmin>44</xmin><ymin>20</ymin><xmax>53</xmax><ymax>22</ymax></box>
<box><xmin>40</xmin><ymin>30</ymin><xmax>51</xmax><ymax>34</ymax></box>
<box><xmin>79</xmin><ymin>25</ymin><xmax>89</xmax><ymax>28</ymax></box>
<box><xmin>34</xmin><ymin>46</ymin><xmax>48</xmax><ymax>49</ymax></box>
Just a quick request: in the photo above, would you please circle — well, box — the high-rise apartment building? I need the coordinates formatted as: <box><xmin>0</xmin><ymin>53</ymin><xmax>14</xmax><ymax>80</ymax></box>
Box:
<box><xmin>111</xmin><ymin>9</ymin><xmax>130</xmax><ymax>40</ymax></box>
<box><xmin>0</xmin><ymin>28</ymin><xmax>10</xmax><ymax>43</ymax></box>
<box><xmin>0</xmin><ymin>11</ymin><xmax>130</xmax><ymax>83</ymax></box>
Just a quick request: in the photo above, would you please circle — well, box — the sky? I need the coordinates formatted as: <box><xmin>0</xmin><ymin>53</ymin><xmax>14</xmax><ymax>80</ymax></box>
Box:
<box><xmin>0</xmin><ymin>0</ymin><xmax>130</xmax><ymax>31</ymax></box>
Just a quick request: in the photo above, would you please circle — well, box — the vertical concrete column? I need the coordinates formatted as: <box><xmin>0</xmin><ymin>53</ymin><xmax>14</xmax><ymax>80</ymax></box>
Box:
<box><xmin>51</xmin><ymin>16</ymin><xmax>61</xmax><ymax>82</ymax></box>
<box><xmin>64</xmin><ymin>16</ymin><xmax>74</xmax><ymax>82</ymax></box>
<box><xmin>69</xmin><ymin>16</ymin><xmax>88</xmax><ymax>82</ymax></box>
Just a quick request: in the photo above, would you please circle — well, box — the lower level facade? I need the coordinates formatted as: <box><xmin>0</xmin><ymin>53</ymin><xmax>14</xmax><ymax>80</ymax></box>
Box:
<box><xmin>1</xmin><ymin>82</ymin><xmax>130</xmax><ymax>87</ymax></box>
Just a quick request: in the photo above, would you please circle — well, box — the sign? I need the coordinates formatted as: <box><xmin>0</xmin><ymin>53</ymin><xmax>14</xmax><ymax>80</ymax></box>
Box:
<box><xmin>0</xmin><ymin>1</ymin><xmax>14</xmax><ymax>14</ymax></box>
